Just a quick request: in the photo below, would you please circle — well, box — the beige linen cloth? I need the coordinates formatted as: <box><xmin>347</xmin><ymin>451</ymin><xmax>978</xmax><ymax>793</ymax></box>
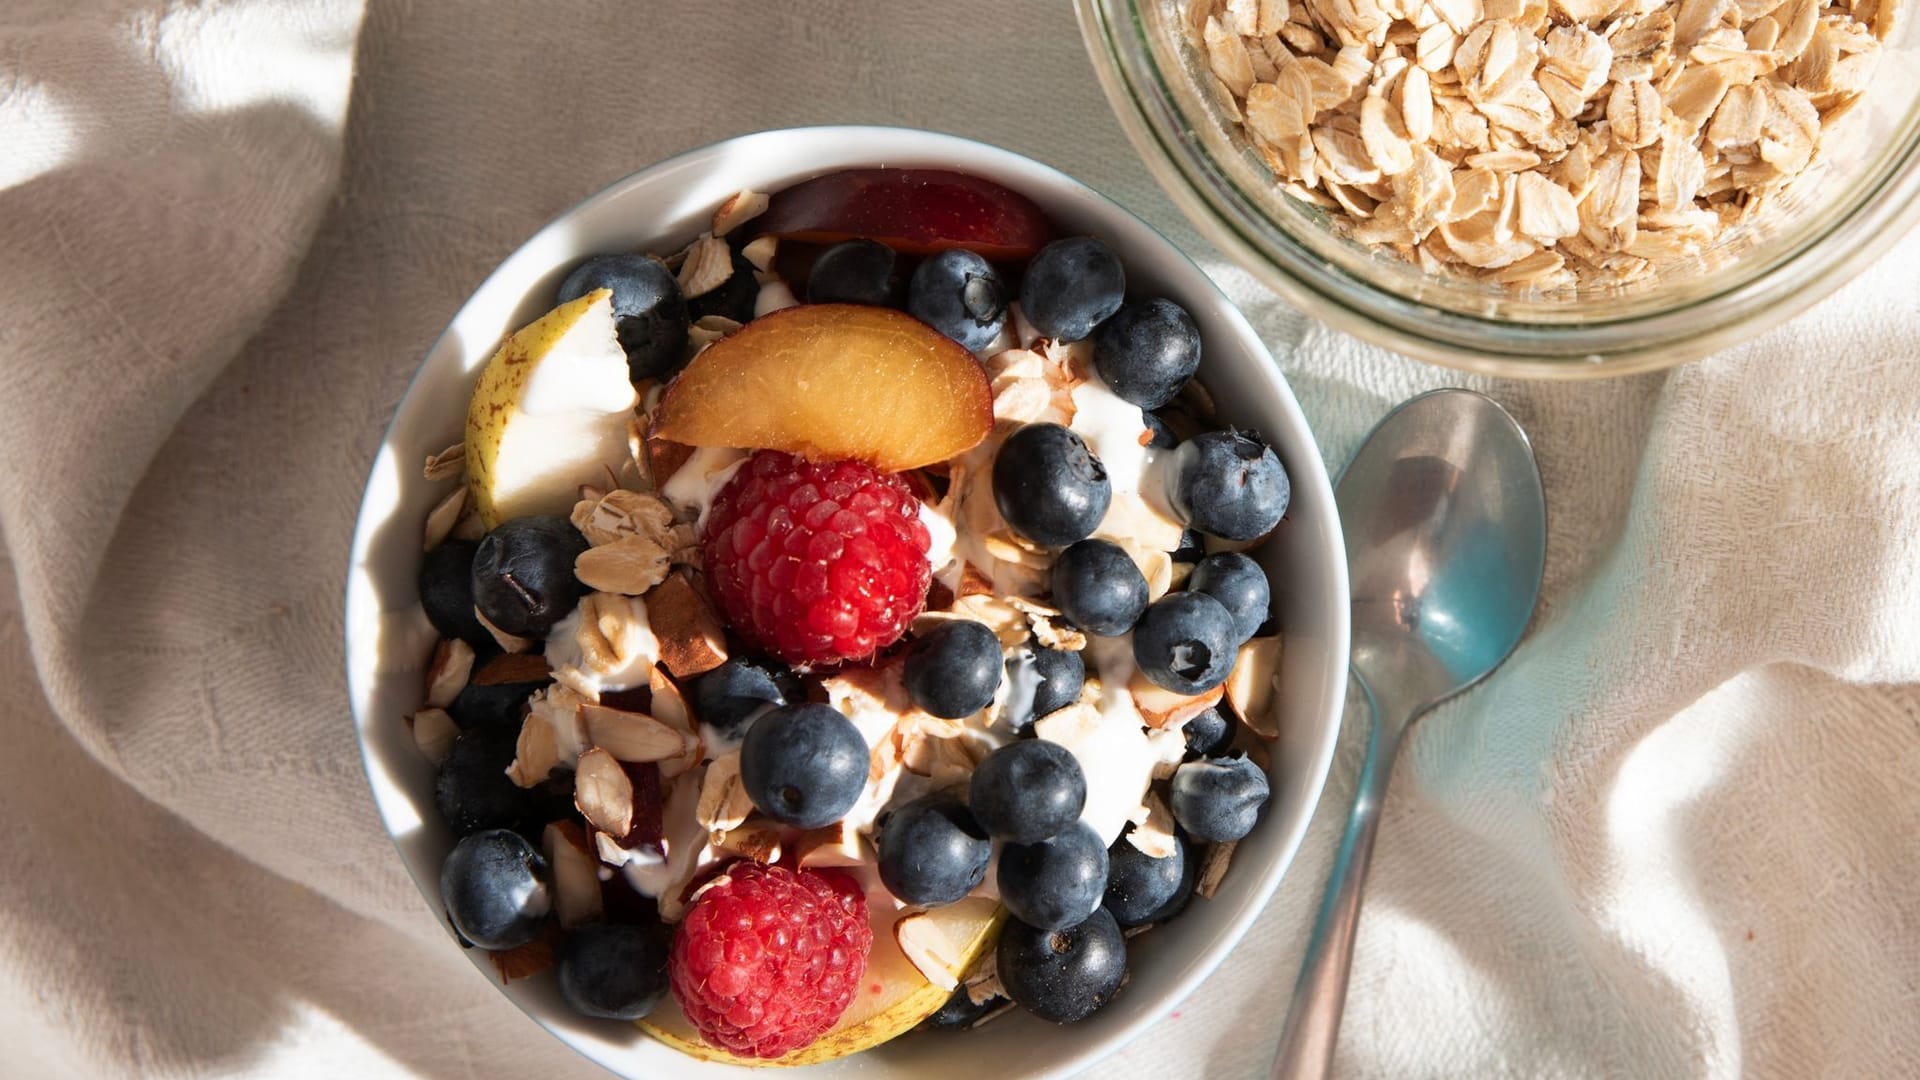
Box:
<box><xmin>2</xmin><ymin>2</ymin><xmax>1916</xmax><ymax>1077</ymax></box>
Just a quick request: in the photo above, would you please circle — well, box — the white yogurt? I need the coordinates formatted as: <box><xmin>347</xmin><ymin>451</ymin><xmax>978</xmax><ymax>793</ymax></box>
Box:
<box><xmin>661</xmin><ymin>446</ymin><xmax>748</xmax><ymax>531</ymax></box>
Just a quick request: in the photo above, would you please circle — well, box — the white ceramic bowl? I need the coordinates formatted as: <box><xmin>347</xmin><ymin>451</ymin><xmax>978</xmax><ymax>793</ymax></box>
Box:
<box><xmin>344</xmin><ymin>126</ymin><xmax>1349</xmax><ymax>1079</ymax></box>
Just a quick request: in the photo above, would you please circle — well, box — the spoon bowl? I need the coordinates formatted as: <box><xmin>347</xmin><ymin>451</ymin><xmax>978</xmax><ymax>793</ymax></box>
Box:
<box><xmin>1272</xmin><ymin>389</ymin><xmax>1546</xmax><ymax>1079</ymax></box>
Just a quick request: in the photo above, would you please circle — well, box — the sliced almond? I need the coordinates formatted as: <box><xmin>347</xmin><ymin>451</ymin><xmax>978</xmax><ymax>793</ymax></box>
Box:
<box><xmin>894</xmin><ymin>897</ymin><xmax>1001</xmax><ymax>992</ymax></box>
<box><xmin>1130</xmin><ymin>674</ymin><xmax>1226</xmax><ymax>729</ymax></box>
<box><xmin>472</xmin><ymin>652</ymin><xmax>552</xmax><ymax>687</ymax></box>
<box><xmin>542</xmin><ymin>820</ymin><xmax>604</xmax><ymax>928</ymax></box>
<box><xmin>506</xmin><ymin>709</ymin><xmax>563</xmax><ymax>788</ymax></box>
<box><xmin>710</xmin><ymin>189</ymin><xmax>770</xmax><ymax>236</ymax></box>
<box><xmin>1224</xmin><ymin>636</ymin><xmax>1283</xmax><ymax>739</ymax></box>
<box><xmin>696</xmin><ymin>753</ymin><xmax>753</xmax><ymax>837</ymax></box>
<box><xmin>423</xmin><ymin>484</ymin><xmax>467</xmax><ymax>552</ymax></box>
<box><xmin>571</xmin><ymin>487</ymin><xmax>676</xmax><ymax>548</ymax></box>
<box><xmin>712</xmin><ymin>816</ymin><xmax>783</xmax><ymax>864</ymax></box>
<box><xmin>580</xmin><ymin>703</ymin><xmax>698</xmax><ymax>763</ymax></box>
<box><xmin>424</xmin><ymin>638</ymin><xmax>475</xmax><ymax>709</ymax></box>
<box><xmin>1126</xmin><ymin>791</ymin><xmax>1179</xmax><ymax>859</ymax></box>
<box><xmin>1196</xmin><ymin>840</ymin><xmax>1238</xmax><ymax>900</ymax></box>
<box><xmin>676</xmin><ymin>234</ymin><xmax>735</xmax><ymax>299</ymax></box>
<box><xmin>408</xmin><ymin>708</ymin><xmax>458</xmax><ymax>764</ymax></box>
<box><xmin>575</xmin><ymin>534</ymin><xmax>672</xmax><ymax>596</ymax></box>
<box><xmin>474</xmin><ymin>607</ymin><xmax>536</xmax><ymax>654</ymax></box>
<box><xmin>574</xmin><ymin>747</ymin><xmax>635</xmax><ymax>838</ymax></box>
<box><xmin>647</xmin><ymin>573</ymin><xmax>729</xmax><ymax>678</ymax></box>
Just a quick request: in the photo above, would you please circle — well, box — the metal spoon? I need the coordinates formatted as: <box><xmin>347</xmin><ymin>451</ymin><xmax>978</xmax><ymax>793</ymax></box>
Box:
<box><xmin>1270</xmin><ymin>389</ymin><xmax>1547</xmax><ymax>1079</ymax></box>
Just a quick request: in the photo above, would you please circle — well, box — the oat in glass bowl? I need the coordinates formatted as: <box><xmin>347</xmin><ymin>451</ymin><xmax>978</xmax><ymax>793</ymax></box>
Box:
<box><xmin>1078</xmin><ymin>0</ymin><xmax>1920</xmax><ymax>375</ymax></box>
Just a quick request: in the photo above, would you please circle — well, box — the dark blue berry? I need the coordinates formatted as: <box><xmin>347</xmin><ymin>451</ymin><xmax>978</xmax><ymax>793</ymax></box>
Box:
<box><xmin>909</xmin><ymin>249</ymin><xmax>1007</xmax><ymax>352</ymax></box>
<box><xmin>971</xmin><ymin>740</ymin><xmax>1087</xmax><ymax>844</ymax></box>
<box><xmin>997</xmin><ymin>822</ymin><xmax>1108</xmax><ymax>930</ymax></box>
<box><xmin>420</xmin><ymin>539</ymin><xmax>490</xmax><ymax>648</ymax></box>
<box><xmin>440</xmin><ymin>828</ymin><xmax>551</xmax><ymax>950</ymax></box>
<box><xmin>687</xmin><ymin>248</ymin><xmax>759</xmax><ymax>324</ymax></box>
<box><xmin>446</xmin><ymin>675</ymin><xmax>543</xmax><ymax>734</ymax></box>
<box><xmin>738</xmin><ymin>703</ymin><xmax>868</xmax><ymax>829</ymax></box>
<box><xmin>1170</xmin><ymin>753</ymin><xmax>1270</xmax><ymax>842</ymax></box>
<box><xmin>1092</xmin><ymin>298</ymin><xmax>1202</xmax><ymax>409</ymax></box>
<box><xmin>1132</xmin><ymin>591</ymin><xmax>1238</xmax><ymax>695</ymax></box>
<box><xmin>690</xmin><ymin>656</ymin><xmax>801</xmax><ymax>744</ymax></box>
<box><xmin>1143</xmin><ymin>411</ymin><xmax>1179</xmax><ymax>450</ymax></box>
<box><xmin>557</xmin><ymin>254</ymin><xmax>689</xmax><ymax>382</ymax></box>
<box><xmin>436</xmin><ymin>728</ymin><xmax>534</xmax><ymax>836</ymax></box>
<box><xmin>904</xmin><ymin>620</ymin><xmax>1003</xmax><ymax>719</ymax></box>
<box><xmin>1019</xmin><ymin>236</ymin><xmax>1125</xmax><ymax>343</ymax></box>
<box><xmin>875</xmin><ymin>792</ymin><xmax>992</xmax><ymax>906</ymax></box>
<box><xmin>807</xmin><ymin>239</ymin><xmax>901</xmax><ymax>307</ymax></box>
<box><xmin>1050</xmin><ymin>539</ymin><xmax>1148</xmax><ymax>636</ymax></box>
<box><xmin>996</xmin><ymin>906</ymin><xmax>1127</xmax><ymax>1023</ymax></box>
<box><xmin>1104</xmin><ymin>831</ymin><xmax>1197</xmax><ymax>927</ymax></box>
<box><xmin>1171</xmin><ymin>430</ymin><xmax>1291</xmax><ymax>541</ymax></box>
<box><xmin>557</xmin><ymin>922</ymin><xmax>670</xmax><ymax>1020</ymax></box>
<box><xmin>1171</xmin><ymin>527</ymin><xmax>1205</xmax><ymax>565</ymax></box>
<box><xmin>1187</xmin><ymin>551</ymin><xmax>1271</xmax><ymax>644</ymax></box>
<box><xmin>925</xmin><ymin>986</ymin><xmax>1005</xmax><ymax>1030</ymax></box>
<box><xmin>992</xmin><ymin>423</ymin><xmax>1111</xmax><ymax>548</ymax></box>
<box><xmin>471</xmin><ymin>516</ymin><xmax>588</xmax><ymax>638</ymax></box>
<box><xmin>1003</xmin><ymin>645</ymin><xmax>1085</xmax><ymax>732</ymax></box>
<box><xmin>1182</xmin><ymin>705</ymin><xmax>1235</xmax><ymax>759</ymax></box>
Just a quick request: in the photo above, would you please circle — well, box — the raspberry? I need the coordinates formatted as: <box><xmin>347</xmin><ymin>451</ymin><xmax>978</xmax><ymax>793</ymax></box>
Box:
<box><xmin>702</xmin><ymin>451</ymin><xmax>932</xmax><ymax>666</ymax></box>
<box><xmin>668</xmin><ymin>862</ymin><xmax>873</xmax><ymax>1059</ymax></box>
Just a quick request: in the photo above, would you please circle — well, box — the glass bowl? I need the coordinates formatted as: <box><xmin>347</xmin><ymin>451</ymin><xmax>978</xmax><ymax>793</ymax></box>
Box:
<box><xmin>1077</xmin><ymin>0</ymin><xmax>1920</xmax><ymax>377</ymax></box>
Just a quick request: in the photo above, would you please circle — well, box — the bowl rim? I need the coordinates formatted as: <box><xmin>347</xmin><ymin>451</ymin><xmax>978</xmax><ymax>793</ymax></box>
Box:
<box><xmin>343</xmin><ymin>123</ymin><xmax>1351</xmax><ymax>1078</ymax></box>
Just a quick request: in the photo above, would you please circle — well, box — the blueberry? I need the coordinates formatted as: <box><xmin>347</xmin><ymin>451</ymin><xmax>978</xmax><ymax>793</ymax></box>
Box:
<box><xmin>903</xmin><ymin>620</ymin><xmax>1003</xmax><ymax>719</ymax></box>
<box><xmin>992</xmin><ymin>423</ymin><xmax>1111</xmax><ymax>548</ymax></box>
<box><xmin>738</xmin><ymin>703</ymin><xmax>868</xmax><ymax>829</ymax></box>
<box><xmin>1050</xmin><ymin>539</ymin><xmax>1148</xmax><ymax>637</ymax></box>
<box><xmin>971</xmin><ymin>740</ymin><xmax>1087</xmax><ymax>844</ymax></box>
<box><xmin>1019</xmin><ymin>237</ymin><xmax>1126</xmax><ymax>343</ymax></box>
<box><xmin>925</xmin><ymin>986</ymin><xmax>1005</xmax><ymax>1031</ymax></box>
<box><xmin>557</xmin><ymin>254</ymin><xmax>689</xmax><ymax>382</ymax></box>
<box><xmin>1187</xmin><ymin>551</ymin><xmax>1271</xmax><ymax>644</ymax></box>
<box><xmin>1143</xmin><ymin>410</ymin><xmax>1179</xmax><ymax>450</ymax></box>
<box><xmin>471</xmin><ymin>516</ymin><xmax>589</xmax><ymax>638</ymax></box>
<box><xmin>1092</xmin><ymin>298</ymin><xmax>1202</xmax><ymax>409</ymax></box>
<box><xmin>996</xmin><ymin>907</ymin><xmax>1127</xmax><ymax>1023</ymax></box>
<box><xmin>436</xmin><ymin>728</ymin><xmax>534</xmax><ymax>836</ymax></box>
<box><xmin>419</xmin><ymin>539</ymin><xmax>489</xmax><ymax>647</ymax></box>
<box><xmin>557</xmin><ymin>922</ymin><xmax>670</xmax><ymax>1020</ymax></box>
<box><xmin>875</xmin><ymin>792</ymin><xmax>992</xmax><ymax>906</ymax></box>
<box><xmin>690</xmin><ymin>656</ymin><xmax>801</xmax><ymax>744</ymax></box>
<box><xmin>687</xmin><ymin>248</ymin><xmax>759</xmax><ymax>324</ymax></box>
<box><xmin>446</xmin><ymin>677</ymin><xmax>543</xmax><ymax>734</ymax></box>
<box><xmin>1171</xmin><ymin>527</ymin><xmax>1205</xmax><ymax>565</ymax></box>
<box><xmin>909</xmin><ymin>249</ymin><xmax>1007</xmax><ymax>352</ymax></box>
<box><xmin>997</xmin><ymin>822</ymin><xmax>1109</xmax><ymax>930</ymax></box>
<box><xmin>1182</xmin><ymin>706</ymin><xmax>1236</xmax><ymax>759</ymax></box>
<box><xmin>1170</xmin><ymin>430</ymin><xmax>1291</xmax><ymax>541</ymax></box>
<box><xmin>1104</xmin><ymin>831</ymin><xmax>1197</xmax><ymax>927</ymax></box>
<box><xmin>807</xmin><ymin>239</ymin><xmax>901</xmax><ymax>307</ymax></box>
<box><xmin>1132</xmin><ymin>591</ymin><xmax>1238</xmax><ymax>695</ymax></box>
<box><xmin>1003</xmin><ymin>645</ymin><xmax>1085</xmax><ymax>732</ymax></box>
<box><xmin>440</xmin><ymin>828</ymin><xmax>551</xmax><ymax>950</ymax></box>
<box><xmin>1170</xmin><ymin>753</ymin><xmax>1270</xmax><ymax>842</ymax></box>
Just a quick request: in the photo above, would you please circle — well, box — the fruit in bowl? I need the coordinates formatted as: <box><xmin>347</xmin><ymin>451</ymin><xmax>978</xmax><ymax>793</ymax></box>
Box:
<box><xmin>345</xmin><ymin>127</ymin><xmax>1348</xmax><ymax>1080</ymax></box>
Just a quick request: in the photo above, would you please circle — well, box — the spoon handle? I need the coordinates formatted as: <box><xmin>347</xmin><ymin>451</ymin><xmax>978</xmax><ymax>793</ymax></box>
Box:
<box><xmin>1269</xmin><ymin>695</ymin><xmax>1405</xmax><ymax>1079</ymax></box>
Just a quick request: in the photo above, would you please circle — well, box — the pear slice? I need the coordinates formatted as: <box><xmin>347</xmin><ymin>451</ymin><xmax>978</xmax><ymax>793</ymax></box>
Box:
<box><xmin>465</xmin><ymin>289</ymin><xmax>639</xmax><ymax>528</ymax></box>
<box><xmin>638</xmin><ymin>899</ymin><xmax>1005</xmax><ymax>1066</ymax></box>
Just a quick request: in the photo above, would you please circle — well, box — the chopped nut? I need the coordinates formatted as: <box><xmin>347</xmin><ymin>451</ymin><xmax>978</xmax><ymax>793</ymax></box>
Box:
<box><xmin>796</xmin><ymin>821</ymin><xmax>868</xmax><ymax>868</ymax></box>
<box><xmin>1225</xmin><ymin>636</ymin><xmax>1283</xmax><ymax>739</ymax></box>
<box><xmin>575</xmin><ymin>534</ymin><xmax>672</xmax><ymax>596</ymax></box>
<box><xmin>712</xmin><ymin>816</ymin><xmax>783</xmax><ymax>864</ymax></box>
<box><xmin>1126</xmin><ymin>791</ymin><xmax>1179</xmax><ymax>859</ymax></box>
<box><xmin>542</xmin><ymin>820</ymin><xmax>604</xmax><ymax>928</ymax></box>
<box><xmin>581</xmin><ymin>703</ymin><xmax>699</xmax><ymax>763</ymax></box>
<box><xmin>423</xmin><ymin>484</ymin><xmax>467</xmax><ymax>552</ymax></box>
<box><xmin>647</xmin><ymin>573</ymin><xmax>729</xmax><ymax>678</ymax></box>
<box><xmin>423</xmin><ymin>442</ymin><xmax>465</xmax><ymax>482</ymax></box>
<box><xmin>676</xmin><ymin>234</ymin><xmax>735</xmax><ymax>299</ymax></box>
<box><xmin>408</xmin><ymin>708</ymin><xmax>459</xmax><ymax>764</ymax></box>
<box><xmin>1196</xmin><ymin>840</ymin><xmax>1238</xmax><ymax>899</ymax></box>
<box><xmin>473</xmin><ymin>607</ymin><xmax>536</xmax><ymax>654</ymax></box>
<box><xmin>741</xmin><ymin>234</ymin><xmax>779</xmax><ymax>272</ymax></box>
<box><xmin>507</xmin><ymin>708</ymin><xmax>563</xmax><ymax>788</ymax></box>
<box><xmin>1130</xmin><ymin>673</ymin><xmax>1226</xmax><ymax>729</ymax></box>
<box><xmin>571</xmin><ymin>488</ymin><xmax>676</xmax><ymax>548</ymax></box>
<box><xmin>696</xmin><ymin>753</ymin><xmax>754</xmax><ymax>837</ymax></box>
<box><xmin>710</xmin><ymin>190</ymin><xmax>770</xmax><ymax>236</ymax></box>
<box><xmin>687</xmin><ymin>314</ymin><xmax>744</xmax><ymax>351</ymax></box>
<box><xmin>472</xmin><ymin>652</ymin><xmax>552</xmax><ymax>686</ymax></box>
<box><xmin>488</xmin><ymin>926</ymin><xmax>559</xmax><ymax>982</ymax></box>
<box><xmin>424</xmin><ymin>638</ymin><xmax>475</xmax><ymax>709</ymax></box>
<box><xmin>574</xmin><ymin>747</ymin><xmax>635</xmax><ymax>838</ymax></box>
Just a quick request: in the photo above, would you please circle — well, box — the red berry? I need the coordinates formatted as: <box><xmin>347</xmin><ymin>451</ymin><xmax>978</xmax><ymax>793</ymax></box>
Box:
<box><xmin>668</xmin><ymin>862</ymin><xmax>874</xmax><ymax>1059</ymax></box>
<box><xmin>702</xmin><ymin>451</ymin><xmax>932</xmax><ymax>666</ymax></box>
